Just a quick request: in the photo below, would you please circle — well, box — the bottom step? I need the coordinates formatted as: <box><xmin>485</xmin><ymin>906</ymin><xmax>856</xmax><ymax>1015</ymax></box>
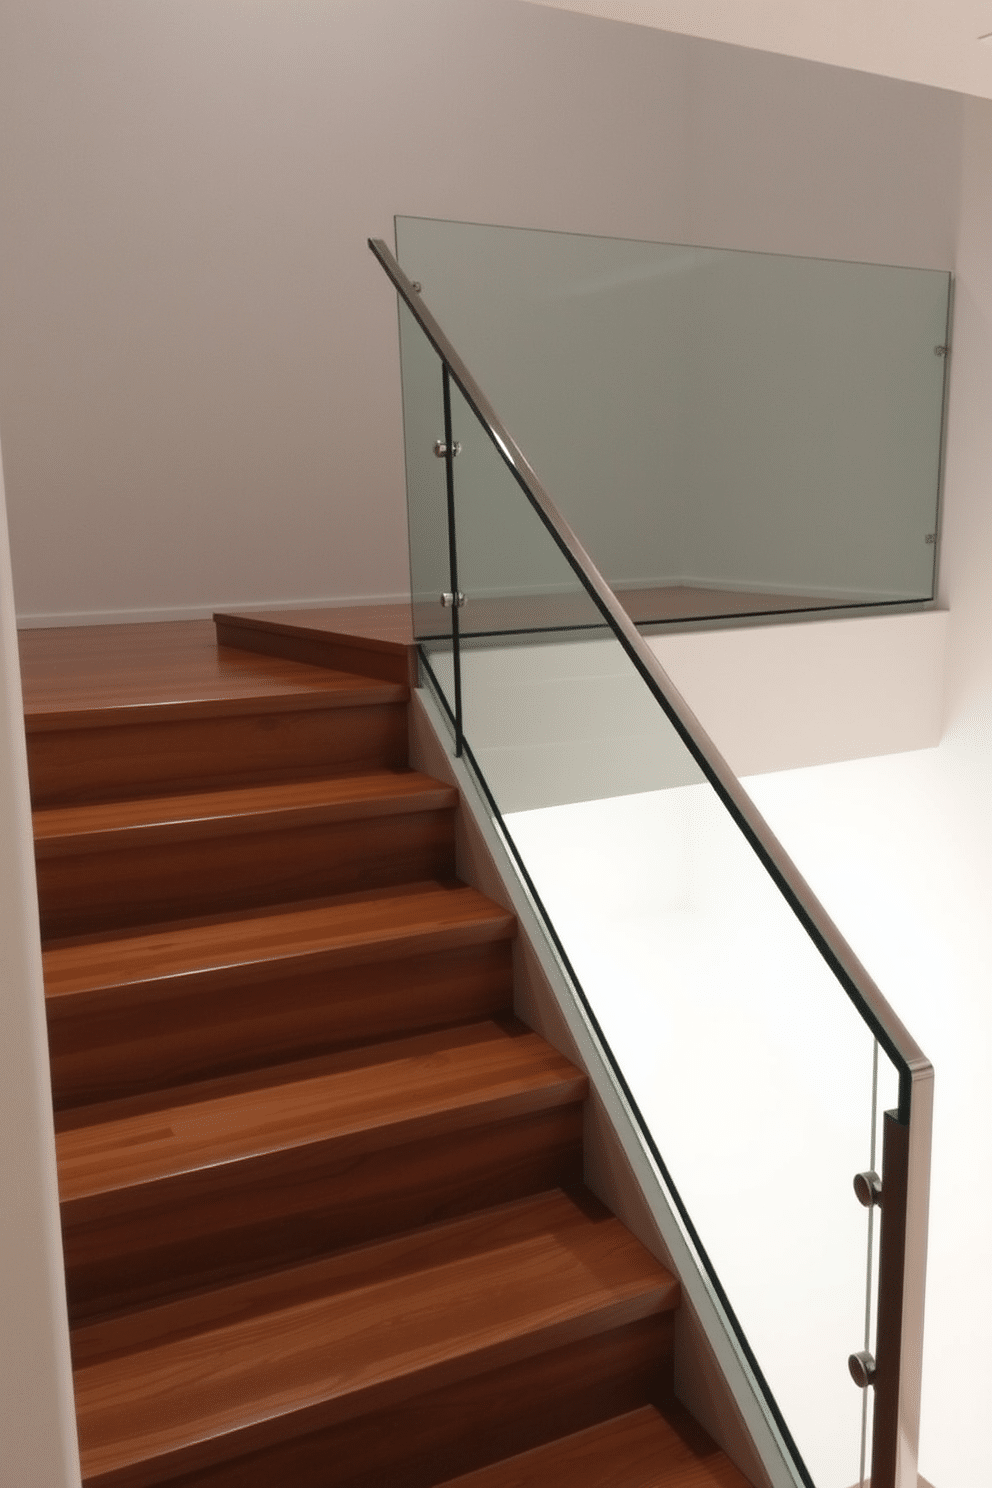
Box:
<box><xmin>74</xmin><ymin>1190</ymin><xmax>679</xmax><ymax>1488</ymax></box>
<box><xmin>437</xmin><ymin>1403</ymin><xmax>755</xmax><ymax>1487</ymax></box>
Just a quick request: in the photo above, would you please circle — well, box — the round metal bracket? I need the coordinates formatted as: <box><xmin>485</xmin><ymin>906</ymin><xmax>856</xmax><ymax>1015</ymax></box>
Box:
<box><xmin>848</xmin><ymin>1350</ymin><xmax>877</xmax><ymax>1388</ymax></box>
<box><xmin>433</xmin><ymin>439</ymin><xmax>461</xmax><ymax>459</ymax></box>
<box><xmin>440</xmin><ymin>592</ymin><xmax>466</xmax><ymax>609</ymax></box>
<box><xmin>853</xmin><ymin>1170</ymin><xmax>883</xmax><ymax>1208</ymax></box>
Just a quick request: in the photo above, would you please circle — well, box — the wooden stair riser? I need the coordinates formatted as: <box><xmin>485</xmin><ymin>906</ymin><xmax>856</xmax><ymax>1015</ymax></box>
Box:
<box><xmin>82</xmin><ymin>1315</ymin><xmax>673</xmax><ymax>1488</ymax></box>
<box><xmin>38</xmin><ymin>810</ymin><xmax>456</xmax><ymax>939</ymax></box>
<box><xmin>50</xmin><ymin>940</ymin><xmax>514</xmax><ymax>1110</ymax></box>
<box><xmin>73</xmin><ymin>1203</ymin><xmax>675</xmax><ymax>1488</ymax></box>
<box><xmin>62</xmin><ymin>1106</ymin><xmax>584</xmax><ymax>1322</ymax></box>
<box><xmin>436</xmin><ymin>1402</ymin><xmax>756</xmax><ymax>1488</ymax></box>
<box><xmin>214</xmin><ymin>615</ymin><xmax>416</xmax><ymax>688</ymax></box>
<box><xmin>27</xmin><ymin>701</ymin><xmax>408</xmax><ymax>809</ymax></box>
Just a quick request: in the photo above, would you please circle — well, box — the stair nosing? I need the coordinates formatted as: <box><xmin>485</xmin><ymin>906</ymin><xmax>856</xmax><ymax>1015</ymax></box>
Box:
<box><xmin>44</xmin><ymin>883</ymin><xmax>514</xmax><ymax>1004</ymax></box>
<box><xmin>74</xmin><ymin>1215</ymin><xmax>677</xmax><ymax>1485</ymax></box>
<box><xmin>34</xmin><ymin>772</ymin><xmax>457</xmax><ymax>855</ymax></box>
<box><xmin>57</xmin><ymin>1025</ymin><xmax>587</xmax><ymax>1208</ymax></box>
<box><xmin>24</xmin><ymin>680</ymin><xmax>410</xmax><ymax>734</ymax></box>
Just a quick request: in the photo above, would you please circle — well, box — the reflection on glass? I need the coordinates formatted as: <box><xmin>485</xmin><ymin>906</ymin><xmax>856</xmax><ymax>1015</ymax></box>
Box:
<box><xmin>404</xmin><ymin>358</ymin><xmax>904</xmax><ymax>1488</ymax></box>
<box><xmin>393</xmin><ymin>266</ymin><xmax>915</xmax><ymax>1487</ymax></box>
<box><xmin>396</xmin><ymin>216</ymin><xmax>950</xmax><ymax>626</ymax></box>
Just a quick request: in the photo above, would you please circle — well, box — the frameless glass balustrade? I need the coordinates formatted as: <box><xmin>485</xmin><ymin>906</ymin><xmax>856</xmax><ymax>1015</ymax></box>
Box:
<box><xmin>395</xmin><ymin>217</ymin><xmax>951</xmax><ymax>629</ymax></box>
<box><xmin>371</xmin><ymin>235</ymin><xmax>933</xmax><ymax>1488</ymax></box>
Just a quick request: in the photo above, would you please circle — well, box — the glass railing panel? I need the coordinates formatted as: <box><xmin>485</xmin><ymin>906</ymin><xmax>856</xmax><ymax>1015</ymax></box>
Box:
<box><xmin>396</xmin><ymin>300</ymin><xmax>453</xmax><ymax>645</ymax></box>
<box><xmin>424</xmin><ymin>369</ymin><xmax>906</xmax><ymax>1488</ymax></box>
<box><xmin>396</xmin><ymin>216</ymin><xmax>951</xmax><ymax>623</ymax></box>
<box><xmin>375</xmin><ymin>233</ymin><xmax>931</xmax><ymax>1488</ymax></box>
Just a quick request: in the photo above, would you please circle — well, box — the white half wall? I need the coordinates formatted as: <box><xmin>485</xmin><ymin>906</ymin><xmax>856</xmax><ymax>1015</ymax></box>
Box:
<box><xmin>650</xmin><ymin>609</ymin><xmax>949</xmax><ymax>778</ymax></box>
<box><xmin>432</xmin><ymin>609</ymin><xmax>948</xmax><ymax>812</ymax></box>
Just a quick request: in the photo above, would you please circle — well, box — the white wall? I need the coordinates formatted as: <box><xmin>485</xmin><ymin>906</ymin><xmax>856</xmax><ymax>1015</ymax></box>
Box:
<box><xmin>522</xmin><ymin>0</ymin><xmax>992</xmax><ymax>102</ymax></box>
<box><xmin>0</xmin><ymin>0</ymin><xmax>960</xmax><ymax>625</ymax></box>
<box><xmin>0</xmin><ymin>450</ymin><xmax>81</xmax><ymax>1484</ymax></box>
<box><xmin>426</xmin><ymin>610</ymin><xmax>948</xmax><ymax>811</ymax></box>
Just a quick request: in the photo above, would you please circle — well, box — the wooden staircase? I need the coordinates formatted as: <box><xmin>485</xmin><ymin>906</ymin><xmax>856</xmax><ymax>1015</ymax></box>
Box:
<box><xmin>21</xmin><ymin>614</ymin><xmax>754</xmax><ymax>1488</ymax></box>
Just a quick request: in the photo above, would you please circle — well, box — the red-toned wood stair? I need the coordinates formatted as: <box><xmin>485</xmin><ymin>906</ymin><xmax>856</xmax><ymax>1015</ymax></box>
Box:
<box><xmin>20</xmin><ymin>615</ymin><xmax>754</xmax><ymax>1488</ymax></box>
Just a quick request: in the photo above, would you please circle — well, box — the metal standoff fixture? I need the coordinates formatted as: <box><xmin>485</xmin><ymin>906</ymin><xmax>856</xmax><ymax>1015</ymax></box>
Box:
<box><xmin>440</xmin><ymin>592</ymin><xmax>466</xmax><ymax>609</ymax></box>
<box><xmin>854</xmin><ymin>1170</ymin><xmax>884</xmax><ymax>1208</ymax></box>
<box><xmin>849</xmin><ymin>1350</ymin><xmax>878</xmax><ymax>1389</ymax></box>
<box><xmin>433</xmin><ymin>439</ymin><xmax>461</xmax><ymax>458</ymax></box>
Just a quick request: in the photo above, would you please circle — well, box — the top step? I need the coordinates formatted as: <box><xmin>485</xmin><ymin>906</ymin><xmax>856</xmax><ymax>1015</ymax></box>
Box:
<box><xmin>19</xmin><ymin>619</ymin><xmax>407</xmax><ymax>722</ymax></box>
<box><xmin>20</xmin><ymin>620</ymin><xmax>411</xmax><ymax>806</ymax></box>
<box><xmin>213</xmin><ymin>604</ymin><xmax>418</xmax><ymax>688</ymax></box>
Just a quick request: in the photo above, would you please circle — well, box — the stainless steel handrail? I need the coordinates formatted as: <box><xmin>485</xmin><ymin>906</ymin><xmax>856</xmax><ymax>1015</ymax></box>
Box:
<box><xmin>369</xmin><ymin>235</ymin><xmax>932</xmax><ymax>1488</ymax></box>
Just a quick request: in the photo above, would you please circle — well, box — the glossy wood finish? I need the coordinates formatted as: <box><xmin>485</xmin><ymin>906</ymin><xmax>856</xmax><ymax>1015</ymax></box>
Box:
<box><xmin>437</xmin><ymin>1403</ymin><xmax>755</xmax><ymax>1487</ymax></box>
<box><xmin>214</xmin><ymin>606</ymin><xmax>418</xmax><ymax>688</ymax></box>
<box><xmin>56</xmin><ymin>1010</ymin><xmax>586</xmax><ymax>1322</ymax></box>
<box><xmin>36</xmin><ymin>772</ymin><xmax>457</xmax><ymax>937</ymax></box>
<box><xmin>71</xmin><ymin>1190</ymin><xmax>610</xmax><ymax>1367</ymax></box>
<box><xmin>58</xmin><ymin>1022</ymin><xmax>585</xmax><ymax>1202</ymax></box>
<box><xmin>121</xmin><ymin>1317</ymin><xmax>676</xmax><ymax>1488</ymax></box>
<box><xmin>19</xmin><ymin>620</ymin><xmax>391</xmax><ymax>716</ymax></box>
<box><xmin>74</xmin><ymin>1193</ymin><xmax>677</xmax><ymax>1487</ymax></box>
<box><xmin>27</xmin><ymin>701</ymin><xmax>410</xmax><ymax>808</ymax></box>
<box><xmin>21</xmin><ymin>618</ymin><xmax>755</xmax><ymax>1488</ymax></box>
<box><xmin>21</xmin><ymin>621</ymin><xmax>408</xmax><ymax>806</ymax></box>
<box><xmin>63</xmin><ymin>1103</ymin><xmax>585</xmax><ymax>1325</ymax></box>
<box><xmin>46</xmin><ymin>883</ymin><xmax>515</xmax><ymax>1107</ymax></box>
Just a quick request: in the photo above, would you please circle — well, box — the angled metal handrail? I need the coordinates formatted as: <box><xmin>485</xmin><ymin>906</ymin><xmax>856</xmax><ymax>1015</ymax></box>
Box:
<box><xmin>369</xmin><ymin>234</ymin><xmax>932</xmax><ymax>1488</ymax></box>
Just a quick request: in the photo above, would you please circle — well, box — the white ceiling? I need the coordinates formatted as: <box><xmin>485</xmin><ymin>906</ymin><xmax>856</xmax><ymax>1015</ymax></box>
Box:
<box><xmin>520</xmin><ymin>0</ymin><xmax>992</xmax><ymax>100</ymax></box>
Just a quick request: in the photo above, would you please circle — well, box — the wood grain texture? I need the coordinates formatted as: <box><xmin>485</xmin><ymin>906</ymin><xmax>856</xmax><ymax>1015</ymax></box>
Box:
<box><xmin>64</xmin><ymin>1103</ymin><xmax>585</xmax><ymax>1325</ymax></box>
<box><xmin>217</xmin><ymin>613</ymin><xmax>419</xmax><ymax>687</ymax></box>
<box><xmin>71</xmin><ymin>1190</ymin><xmax>607</xmax><ymax>1367</ymax></box>
<box><xmin>22</xmin><ymin>618</ymin><xmax>754</xmax><ymax>1488</ymax></box>
<box><xmin>26</xmin><ymin>701</ymin><xmax>409</xmax><ymax>807</ymax></box>
<box><xmin>57</xmin><ymin>1023</ymin><xmax>585</xmax><ymax>1202</ymax></box>
<box><xmin>436</xmin><ymin>1403</ymin><xmax>755</xmax><ymax>1487</ymax></box>
<box><xmin>136</xmin><ymin>1314</ymin><xmax>674</xmax><ymax>1488</ymax></box>
<box><xmin>214</xmin><ymin>609</ymin><xmax>418</xmax><ymax>688</ymax></box>
<box><xmin>35</xmin><ymin>772</ymin><xmax>453</xmax><ymax>848</ymax></box>
<box><xmin>74</xmin><ymin>1207</ymin><xmax>677</xmax><ymax>1486</ymax></box>
<box><xmin>21</xmin><ymin>619</ymin><xmax>410</xmax><ymax>806</ymax></box>
<box><xmin>36</xmin><ymin>775</ymin><xmax>457</xmax><ymax>937</ymax></box>
<box><xmin>59</xmin><ymin>1024</ymin><xmax>587</xmax><ymax>1319</ymax></box>
<box><xmin>46</xmin><ymin>884</ymin><xmax>515</xmax><ymax>1107</ymax></box>
<box><xmin>45</xmin><ymin>881</ymin><xmax>511</xmax><ymax>999</ymax></box>
<box><xmin>20</xmin><ymin>619</ymin><xmax>401</xmax><ymax>717</ymax></box>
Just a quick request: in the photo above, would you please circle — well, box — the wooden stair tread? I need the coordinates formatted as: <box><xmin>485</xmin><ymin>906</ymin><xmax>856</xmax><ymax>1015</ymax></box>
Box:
<box><xmin>57</xmin><ymin>1022</ymin><xmax>586</xmax><ymax>1203</ymax></box>
<box><xmin>214</xmin><ymin>606</ymin><xmax>418</xmax><ymax>687</ymax></box>
<box><xmin>44</xmin><ymin>882</ymin><xmax>512</xmax><ymax>1001</ymax></box>
<box><xmin>74</xmin><ymin>1198</ymin><xmax>677</xmax><ymax>1483</ymax></box>
<box><xmin>20</xmin><ymin>618</ymin><xmax>407</xmax><ymax>725</ymax></box>
<box><xmin>34</xmin><ymin>770</ymin><xmax>455</xmax><ymax>850</ymax></box>
<box><xmin>71</xmin><ymin>1189</ymin><xmax>614</xmax><ymax>1365</ymax></box>
<box><xmin>435</xmin><ymin>1403</ymin><xmax>753</xmax><ymax>1487</ymax></box>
